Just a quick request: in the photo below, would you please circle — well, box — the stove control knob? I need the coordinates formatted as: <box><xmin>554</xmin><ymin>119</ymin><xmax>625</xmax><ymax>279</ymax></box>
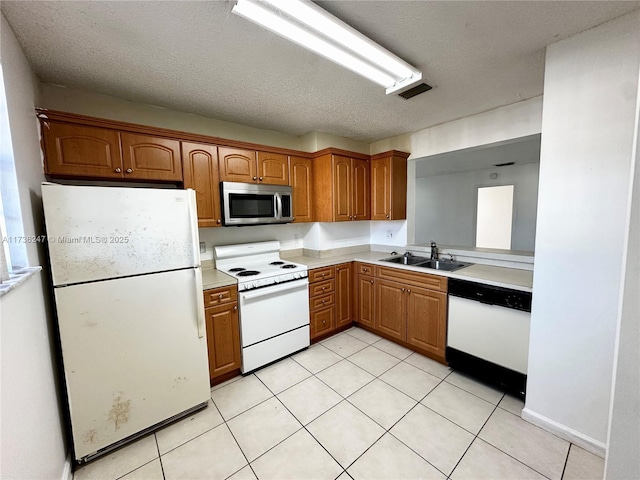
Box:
<box><xmin>275</xmin><ymin>278</ymin><xmax>280</xmax><ymax>284</ymax></box>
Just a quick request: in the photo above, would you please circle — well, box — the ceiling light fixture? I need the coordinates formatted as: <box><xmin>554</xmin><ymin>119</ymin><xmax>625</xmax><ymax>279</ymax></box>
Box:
<box><xmin>232</xmin><ymin>0</ymin><xmax>422</xmax><ymax>94</ymax></box>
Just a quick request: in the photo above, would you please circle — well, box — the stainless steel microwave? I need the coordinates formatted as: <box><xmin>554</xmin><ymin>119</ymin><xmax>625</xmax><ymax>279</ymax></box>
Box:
<box><xmin>221</xmin><ymin>182</ymin><xmax>294</xmax><ymax>226</ymax></box>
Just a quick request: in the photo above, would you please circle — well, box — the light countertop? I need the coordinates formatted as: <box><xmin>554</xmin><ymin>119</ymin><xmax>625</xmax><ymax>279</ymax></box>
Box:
<box><xmin>201</xmin><ymin>251</ymin><xmax>534</xmax><ymax>293</ymax></box>
<box><xmin>289</xmin><ymin>251</ymin><xmax>533</xmax><ymax>292</ymax></box>
<box><xmin>201</xmin><ymin>267</ymin><xmax>236</xmax><ymax>290</ymax></box>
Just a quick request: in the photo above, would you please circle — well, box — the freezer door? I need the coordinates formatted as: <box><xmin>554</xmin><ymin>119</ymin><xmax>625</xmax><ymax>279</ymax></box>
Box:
<box><xmin>54</xmin><ymin>268</ymin><xmax>210</xmax><ymax>460</ymax></box>
<box><xmin>42</xmin><ymin>183</ymin><xmax>200</xmax><ymax>286</ymax></box>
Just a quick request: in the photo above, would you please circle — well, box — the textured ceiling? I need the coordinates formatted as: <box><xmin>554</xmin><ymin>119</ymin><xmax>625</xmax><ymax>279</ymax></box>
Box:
<box><xmin>2</xmin><ymin>1</ymin><xmax>639</xmax><ymax>143</ymax></box>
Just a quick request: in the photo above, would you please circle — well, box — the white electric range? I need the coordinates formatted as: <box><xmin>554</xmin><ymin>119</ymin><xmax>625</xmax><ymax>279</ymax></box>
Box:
<box><xmin>214</xmin><ymin>241</ymin><xmax>310</xmax><ymax>373</ymax></box>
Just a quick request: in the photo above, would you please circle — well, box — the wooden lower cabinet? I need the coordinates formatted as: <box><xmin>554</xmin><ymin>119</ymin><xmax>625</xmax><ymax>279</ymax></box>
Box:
<box><xmin>335</xmin><ymin>263</ymin><xmax>352</xmax><ymax>328</ymax></box>
<box><xmin>356</xmin><ymin>274</ymin><xmax>375</xmax><ymax>328</ymax></box>
<box><xmin>356</xmin><ymin>262</ymin><xmax>448</xmax><ymax>361</ymax></box>
<box><xmin>374</xmin><ymin>279</ymin><xmax>406</xmax><ymax>341</ymax></box>
<box><xmin>204</xmin><ymin>286</ymin><xmax>241</xmax><ymax>384</ymax></box>
<box><xmin>311</xmin><ymin>306</ymin><xmax>335</xmax><ymax>338</ymax></box>
<box><xmin>406</xmin><ymin>286</ymin><xmax>447</xmax><ymax>357</ymax></box>
<box><xmin>308</xmin><ymin>263</ymin><xmax>353</xmax><ymax>340</ymax></box>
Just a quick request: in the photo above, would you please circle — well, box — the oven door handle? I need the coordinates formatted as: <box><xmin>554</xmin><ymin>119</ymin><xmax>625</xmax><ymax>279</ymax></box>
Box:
<box><xmin>242</xmin><ymin>280</ymin><xmax>308</xmax><ymax>300</ymax></box>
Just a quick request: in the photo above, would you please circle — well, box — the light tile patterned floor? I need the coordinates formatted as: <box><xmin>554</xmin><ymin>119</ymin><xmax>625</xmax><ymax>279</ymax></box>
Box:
<box><xmin>72</xmin><ymin>327</ymin><xmax>605</xmax><ymax>480</ymax></box>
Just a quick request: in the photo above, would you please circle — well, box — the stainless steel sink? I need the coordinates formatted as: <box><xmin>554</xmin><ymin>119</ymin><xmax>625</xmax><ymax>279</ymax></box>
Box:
<box><xmin>417</xmin><ymin>260</ymin><xmax>471</xmax><ymax>272</ymax></box>
<box><xmin>380</xmin><ymin>255</ymin><xmax>431</xmax><ymax>265</ymax></box>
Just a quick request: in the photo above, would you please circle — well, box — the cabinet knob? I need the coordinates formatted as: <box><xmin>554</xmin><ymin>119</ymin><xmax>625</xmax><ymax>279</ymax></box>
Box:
<box><xmin>363</xmin><ymin>268</ymin><xmax>368</xmax><ymax>272</ymax></box>
<box><xmin>259</xmin><ymin>176</ymin><xmax>263</xmax><ymax>181</ymax></box>
<box><xmin>253</xmin><ymin>176</ymin><xmax>257</xmax><ymax>180</ymax></box>
<box><xmin>321</xmin><ymin>273</ymin><xmax>326</xmax><ymax>277</ymax></box>
<box><xmin>401</xmin><ymin>288</ymin><xmax>405</xmax><ymax>292</ymax></box>
<box><xmin>126</xmin><ymin>168</ymin><xmax>133</xmax><ymax>173</ymax></box>
<box><xmin>386</xmin><ymin>214</ymin><xmax>390</xmax><ymax>219</ymax></box>
<box><xmin>407</xmin><ymin>289</ymin><xmax>412</xmax><ymax>294</ymax></box>
<box><xmin>233</xmin><ymin>305</ymin><xmax>237</xmax><ymax>311</ymax></box>
<box><xmin>218</xmin><ymin>294</ymin><xmax>223</xmax><ymax>299</ymax></box>
<box><xmin>370</xmin><ymin>280</ymin><xmax>374</xmax><ymax>284</ymax></box>
<box><xmin>322</xmin><ymin>287</ymin><xmax>326</xmax><ymax>291</ymax></box>
<box><xmin>353</xmin><ymin>215</ymin><xmax>357</xmax><ymax>220</ymax></box>
<box><xmin>322</xmin><ymin>320</ymin><xmax>326</xmax><ymax>325</ymax></box>
<box><xmin>217</xmin><ymin>219</ymin><xmax>221</xmax><ymax>224</ymax></box>
<box><xmin>115</xmin><ymin>168</ymin><xmax>122</xmax><ymax>173</ymax></box>
<box><xmin>322</xmin><ymin>299</ymin><xmax>326</xmax><ymax>303</ymax></box>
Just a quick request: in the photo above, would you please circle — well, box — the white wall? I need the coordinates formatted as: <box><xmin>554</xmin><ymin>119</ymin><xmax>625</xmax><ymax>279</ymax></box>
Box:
<box><xmin>605</xmin><ymin>66</ymin><xmax>640</xmax><ymax>479</ymax></box>
<box><xmin>524</xmin><ymin>11</ymin><xmax>640</xmax><ymax>454</ymax></box>
<box><xmin>0</xmin><ymin>12</ymin><xmax>68</xmax><ymax>480</ymax></box>
<box><xmin>414</xmin><ymin>163</ymin><xmax>539</xmax><ymax>251</ymax></box>
<box><xmin>399</xmin><ymin>97</ymin><xmax>543</xmax><ymax>244</ymax></box>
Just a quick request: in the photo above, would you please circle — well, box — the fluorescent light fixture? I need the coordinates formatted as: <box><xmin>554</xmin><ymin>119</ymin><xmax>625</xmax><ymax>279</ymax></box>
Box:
<box><xmin>232</xmin><ymin>0</ymin><xmax>422</xmax><ymax>94</ymax></box>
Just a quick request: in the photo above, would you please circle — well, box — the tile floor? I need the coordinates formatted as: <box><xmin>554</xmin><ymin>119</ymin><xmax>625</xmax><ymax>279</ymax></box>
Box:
<box><xmin>73</xmin><ymin>327</ymin><xmax>605</xmax><ymax>480</ymax></box>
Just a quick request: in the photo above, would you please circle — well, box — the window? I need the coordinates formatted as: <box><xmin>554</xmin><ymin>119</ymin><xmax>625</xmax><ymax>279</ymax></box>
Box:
<box><xmin>0</xmin><ymin>63</ymin><xmax>28</xmax><ymax>285</ymax></box>
<box><xmin>476</xmin><ymin>185</ymin><xmax>514</xmax><ymax>249</ymax></box>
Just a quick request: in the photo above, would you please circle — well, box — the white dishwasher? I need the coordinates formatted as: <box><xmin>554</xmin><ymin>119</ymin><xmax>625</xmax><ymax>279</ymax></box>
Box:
<box><xmin>447</xmin><ymin>278</ymin><xmax>532</xmax><ymax>398</ymax></box>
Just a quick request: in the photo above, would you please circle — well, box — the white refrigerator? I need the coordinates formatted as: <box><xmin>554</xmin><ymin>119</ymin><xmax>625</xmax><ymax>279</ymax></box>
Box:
<box><xmin>41</xmin><ymin>183</ymin><xmax>210</xmax><ymax>463</ymax></box>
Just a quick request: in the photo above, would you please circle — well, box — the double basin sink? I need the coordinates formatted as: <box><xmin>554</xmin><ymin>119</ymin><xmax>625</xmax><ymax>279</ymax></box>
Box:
<box><xmin>380</xmin><ymin>254</ymin><xmax>471</xmax><ymax>272</ymax></box>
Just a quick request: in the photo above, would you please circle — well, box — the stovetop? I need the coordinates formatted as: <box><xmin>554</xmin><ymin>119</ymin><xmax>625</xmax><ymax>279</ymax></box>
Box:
<box><xmin>214</xmin><ymin>241</ymin><xmax>308</xmax><ymax>291</ymax></box>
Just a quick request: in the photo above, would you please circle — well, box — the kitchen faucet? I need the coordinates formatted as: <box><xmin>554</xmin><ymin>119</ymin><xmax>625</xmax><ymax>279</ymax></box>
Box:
<box><xmin>430</xmin><ymin>241</ymin><xmax>438</xmax><ymax>260</ymax></box>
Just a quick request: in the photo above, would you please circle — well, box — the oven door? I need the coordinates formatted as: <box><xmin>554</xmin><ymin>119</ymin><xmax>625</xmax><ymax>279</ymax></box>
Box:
<box><xmin>239</xmin><ymin>279</ymin><xmax>310</xmax><ymax>347</ymax></box>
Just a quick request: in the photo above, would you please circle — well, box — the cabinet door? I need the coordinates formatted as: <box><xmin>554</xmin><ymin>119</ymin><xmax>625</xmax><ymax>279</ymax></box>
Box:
<box><xmin>335</xmin><ymin>263</ymin><xmax>352</xmax><ymax>328</ymax></box>
<box><xmin>290</xmin><ymin>156</ymin><xmax>314</xmax><ymax>222</ymax></box>
<box><xmin>218</xmin><ymin>147</ymin><xmax>257</xmax><ymax>183</ymax></box>
<box><xmin>311</xmin><ymin>307</ymin><xmax>335</xmax><ymax>339</ymax></box>
<box><xmin>182</xmin><ymin>142</ymin><xmax>221</xmax><ymax>228</ymax></box>
<box><xmin>406</xmin><ymin>287</ymin><xmax>447</xmax><ymax>357</ymax></box>
<box><xmin>120</xmin><ymin>133</ymin><xmax>182</xmax><ymax>181</ymax></box>
<box><xmin>374</xmin><ymin>279</ymin><xmax>406</xmax><ymax>341</ymax></box>
<box><xmin>41</xmin><ymin>121</ymin><xmax>123</xmax><ymax>179</ymax></box>
<box><xmin>351</xmin><ymin>158</ymin><xmax>370</xmax><ymax>220</ymax></box>
<box><xmin>206</xmin><ymin>303</ymin><xmax>241</xmax><ymax>380</ymax></box>
<box><xmin>356</xmin><ymin>275</ymin><xmax>375</xmax><ymax>328</ymax></box>
<box><xmin>333</xmin><ymin>155</ymin><xmax>352</xmax><ymax>221</ymax></box>
<box><xmin>257</xmin><ymin>151</ymin><xmax>289</xmax><ymax>185</ymax></box>
<box><xmin>371</xmin><ymin>157</ymin><xmax>391</xmax><ymax>220</ymax></box>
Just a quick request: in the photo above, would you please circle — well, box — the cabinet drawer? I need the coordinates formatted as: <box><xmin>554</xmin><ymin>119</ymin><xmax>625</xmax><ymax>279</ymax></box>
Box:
<box><xmin>309</xmin><ymin>279</ymin><xmax>335</xmax><ymax>297</ymax></box>
<box><xmin>310</xmin><ymin>292</ymin><xmax>335</xmax><ymax>311</ymax></box>
<box><xmin>311</xmin><ymin>306</ymin><xmax>335</xmax><ymax>338</ymax></box>
<box><xmin>375</xmin><ymin>266</ymin><xmax>447</xmax><ymax>293</ymax></box>
<box><xmin>357</xmin><ymin>263</ymin><xmax>374</xmax><ymax>275</ymax></box>
<box><xmin>203</xmin><ymin>286</ymin><xmax>238</xmax><ymax>307</ymax></box>
<box><xmin>309</xmin><ymin>266</ymin><xmax>336</xmax><ymax>283</ymax></box>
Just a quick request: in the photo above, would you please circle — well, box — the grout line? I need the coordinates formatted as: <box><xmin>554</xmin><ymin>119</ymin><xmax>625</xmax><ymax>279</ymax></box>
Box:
<box><xmin>154</xmin><ymin>434</ymin><xmax>166</xmax><ymax>480</ymax></box>
<box><xmin>560</xmin><ymin>443</ymin><xmax>573</xmax><ymax>480</ymax></box>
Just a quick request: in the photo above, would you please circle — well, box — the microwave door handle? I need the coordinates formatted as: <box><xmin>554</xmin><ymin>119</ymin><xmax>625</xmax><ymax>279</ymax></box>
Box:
<box><xmin>275</xmin><ymin>194</ymin><xmax>282</xmax><ymax>220</ymax></box>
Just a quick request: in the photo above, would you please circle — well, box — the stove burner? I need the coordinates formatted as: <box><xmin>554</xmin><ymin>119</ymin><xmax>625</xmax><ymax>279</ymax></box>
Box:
<box><xmin>228</xmin><ymin>267</ymin><xmax>246</xmax><ymax>272</ymax></box>
<box><xmin>281</xmin><ymin>264</ymin><xmax>297</xmax><ymax>269</ymax></box>
<box><xmin>269</xmin><ymin>261</ymin><xmax>285</xmax><ymax>265</ymax></box>
<box><xmin>237</xmin><ymin>270</ymin><xmax>260</xmax><ymax>277</ymax></box>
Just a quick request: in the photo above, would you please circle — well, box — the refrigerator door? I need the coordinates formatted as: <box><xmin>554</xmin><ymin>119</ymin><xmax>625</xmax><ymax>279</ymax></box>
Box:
<box><xmin>42</xmin><ymin>183</ymin><xmax>201</xmax><ymax>286</ymax></box>
<box><xmin>54</xmin><ymin>268</ymin><xmax>210</xmax><ymax>461</ymax></box>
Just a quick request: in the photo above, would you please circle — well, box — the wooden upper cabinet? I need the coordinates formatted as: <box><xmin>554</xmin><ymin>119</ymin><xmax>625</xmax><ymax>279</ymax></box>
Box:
<box><xmin>218</xmin><ymin>147</ymin><xmax>257</xmax><ymax>183</ymax></box>
<box><xmin>290</xmin><ymin>156</ymin><xmax>314</xmax><ymax>222</ymax></box>
<box><xmin>257</xmin><ymin>151</ymin><xmax>289</xmax><ymax>185</ymax></box>
<box><xmin>312</xmin><ymin>151</ymin><xmax>370</xmax><ymax>222</ymax></box>
<box><xmin>352</xmin><ymin>158</ymin><xmax>370</xmax><ymax>220</ymax></box>
<box><xmin>370</xmin><ymin>151</ymin><xmax>409</xmax><ymax>220</ymax></box>
<box><xmin>120</xmin><ymin>133</ymin><xmax>182</xmax><ymax>181</ymax></box>
<box><xmin>41</xmin><ymin>121</ymin><xmax>123</xmax><ymax>179</ymax></box>
<box><xmin>182</xmin><ymin>142</ymin><xmax>221</xmax><ymax>227</ymax></box>
<box><xmin>333</xmin><ymin>155</ymin><xmax>352</xmax><ymax>222</ymax></box>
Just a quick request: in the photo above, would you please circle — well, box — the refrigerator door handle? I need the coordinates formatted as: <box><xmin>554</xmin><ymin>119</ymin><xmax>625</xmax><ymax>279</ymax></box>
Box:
<box><xmin>194</xmin><ymin>268</ymin><xmax>206</xmax><ymax>339</ymax></box>
<box><xmin>186</xmin><ymin>189</ymin><xmax>201</xmax><ymax>266</ymax></box>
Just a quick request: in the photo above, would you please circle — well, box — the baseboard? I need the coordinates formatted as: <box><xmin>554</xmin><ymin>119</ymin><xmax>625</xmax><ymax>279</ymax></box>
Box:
<box><xmin>61</xmin><ymin>454</ymin><xmax>73</xmax><ymax>480</ymax></box>
<box><xmin>521</xmin><ymin>408</ymin><xmax>607</xmax><ymax>458</ymax></box>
